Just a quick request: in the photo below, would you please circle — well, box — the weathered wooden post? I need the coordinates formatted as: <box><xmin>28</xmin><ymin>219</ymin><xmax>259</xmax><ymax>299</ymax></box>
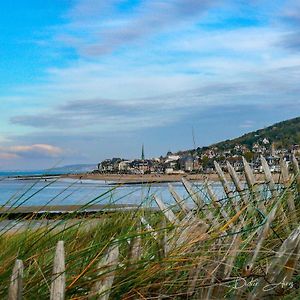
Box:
<box><xmin>280</xmin><ymin>158</ymin><xmax>297</xmax><ymax>222</ymax></box>
<box><xmin>158</xmin><ymin>217</ymin><xmax>168</xmax><ymax>258</ymax></box>
<box><xmin>50</xmin><ymin>241</ymin><xmax>65</xmax><ymax>300</ymax></box>
<box><xmin>182</xmin><ymin>178</ymin><xmax>218</xmax><ymax>227</ymax></box>
<box><xmin>242</xmin><ymin>157</ymin><xmax>266</xmax><ymax>213</ymax></box>
<box><xmin>128</xmin><ymin>225</ymin><xmax>142</xmax><ymax>263</ymax></box>
<box><xmin>168</xmin><ymin>183</ymin><xmax>190</xmax><ymax>215</ymax></box>
<box><xmin>181</xmin><ymin>177</ymin><xmax>204</xmax><ymax>208</ymax></box>
<box><xmin>153</xmin><ymin>195</ymin><xmax>179</xmax><ymax>225</ymax></box>
<box><xmin>292</xmin><ymin>155</ymin><xmax>300</xmax><ymax>194</ymax></box>
<box><xmin>205</xmin><ymin>180</ymin><xmax>231</xmax><ymax>224</ymax></box>
<box><xmin>214</xmin><ymin>161</ymin><xmax>240</xmax><ymax>214</ymax></box>
<box><xmin>89</xmin><ymin>244</ymin><xmax>119</xmax><ymax>300</ymax></box>
<box><xmin>8</xmin><ymin>259</ymin><xmax>24</xmax><ymax>300</ymax></box>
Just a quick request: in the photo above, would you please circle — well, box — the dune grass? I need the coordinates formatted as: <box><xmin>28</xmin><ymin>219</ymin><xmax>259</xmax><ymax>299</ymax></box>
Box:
<box><xmin>1</xmin><ymin>157</ymin><xmax>300</xmax><ymax>299</ymax></box>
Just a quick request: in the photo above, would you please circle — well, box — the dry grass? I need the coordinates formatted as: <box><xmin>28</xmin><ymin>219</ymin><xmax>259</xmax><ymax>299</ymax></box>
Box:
<box><xmin>0</xmin><ymin>156</ymin><xmax>300</xmax><ymax>299</ymax></box>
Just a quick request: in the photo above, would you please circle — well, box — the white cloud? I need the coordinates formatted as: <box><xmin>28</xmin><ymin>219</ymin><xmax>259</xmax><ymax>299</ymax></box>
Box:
<box><xmin>3</xmin><ymin>0</ymin><xmax>300</xmax><ymax>155</ymax></box>
<box><xmin>0</xmin><ymin>153</ymin><xmax>20</xmax><ymax>160</ymax></box>
<box><xmin>240</xmin><ymin>120</ymin><xmax>255</xmax><ymax>128</ymax></box>
<box><xmin>0</xmin><ymin>144</ymin><xmax>63</xmax><ymax>160</ymax></box>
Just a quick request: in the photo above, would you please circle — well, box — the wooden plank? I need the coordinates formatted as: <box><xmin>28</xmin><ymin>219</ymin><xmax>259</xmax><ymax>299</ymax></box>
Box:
<box><xmin>204</xmin><ymin>180</ymin><xmax>219</xmax><ymax>207</ymax></box>
<box><xmin>181</xmin><ymin>177</ymin><xmax>205</xmax><ymax>208</ymax></box>
<box><xmin>246</xmin><ymin>192</ymin><xmax>286</xmax><ymax>273</ymax></box>
<box><xmin>158</xmin><ymin>218</ymin><xmax>168</xmax><ymax>257</ymax></box>
<box><xmin>280</xmin><ymin>158</ymin><xmax>290</xmax><ymax>185</ymax></box>
<box><xmin>242</xmin><ymin>157</ymin><xmax>255</xmax><ymax>188</ymax></box>
<box><xmin>261</xmin><ymin>156</ymin><xmax>290</xmax><ymax>229</ymax></box>
<box><xmin>227</xmin><ymin>161</ymin><xmax>259</xmax><ymax>223</ymax></box>
<box><xmin>181</xmin><ymin>178</ymin><xmax>217</xmax><ymax>226</ymax></box>
<box><xmin>50</xmin><ymin>241</ymin><xmax>65</xmax><ymax>300</ymax></box>
<box><xmin>205</xmin><ymin>181</ymin><xmax>231</xmax><ymax>224</ymax></box>
<box><xmin>213</xmin><ymin>161</ymin><xmax>234</xmax><ymax>198</ymax></box>
<box><xmin>207</xmin><ymin>232</ymin><xmax>242</xmax><ymax>298</ymax></box>
<box><xmin>260</xmin><ymin>156</ymin><xmax>278</xmax><ymax>197</ymax></box>
<box><xmin>175</xmin><ymin>218</ymin><xmax>208</xmax><ymax>250</ymax></box>
<box><xmin>226</xmin><ymin>161</ymin><xmax>248</xmax><ymax>204</ymax></box>
<box><xmin>89</xmin><ymin>244</ymin><xmax>119</xmax><ymax>300</ymax></box>
<box><xmin>223</xmin><ymin>234</ymin><xmax>242</xmax><ymax>278</ymax></box>
<box><xmin>292</xmin><ymin>155</ymin><xmax>300</xmax><ymax>194</ymax></box>
<box><xmin>153</xmin><ymin>195</ymin><xmax>179</xmax><ymax>225</ymax></box>
<box><xmin>8</xmin><ymin>259</ymin><xmax>24</xmax><ymax>300</ymax></box>
<box><xmin>280</xmin><ymin>158</ymin><xmax>297</xmax><ymax>222</ymax></box>
<box><xmin>213</xmin><ymin>161</ymin><xmax>240</xmax><ymax>214</ymax></box>
<box><xmin>168</xmin><ymin>183</ymin><xmax>190</xmax><ymax>214</ymax></box>
<box><xmin>167</xmin><ymin>210</ymin><xmax>208</xmax><ymax>254</ymax></box>
<box><xmin>250</xmin><ymin>226</ymin><xmax>300</xmax><ymax>300</ymax></box>
<box><xmin>128</xmin><ymin>235</ymin><xmax>142</xmax><ymax>263</ymax></box>
<box><xmin>292</xmin><ymin>154</ymin><xmax>300</xmax><ymax>174</ymax></box>
<box><xmin>226</xmin><ymin>161</ymin><xmax>244</xmax><ymax>193</ymax></box>
<box><xmin>242</xmin><ymin>157</ymin><xmax>266</xmax><ymax>213</ymax></box>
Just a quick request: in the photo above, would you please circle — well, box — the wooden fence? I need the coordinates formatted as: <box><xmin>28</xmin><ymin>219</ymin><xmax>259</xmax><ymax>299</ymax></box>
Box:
<box><xmin>7</xmin><ymin>154</ymin><xmax>300</xmax><ymax>299</ymax></box>
<box><xmin>8</xmin><ymin>240</ymin><xmax>119</xmax><ymax>300</ymax></box>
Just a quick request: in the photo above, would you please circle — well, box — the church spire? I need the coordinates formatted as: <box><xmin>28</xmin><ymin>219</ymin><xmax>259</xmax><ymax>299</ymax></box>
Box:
<box><xmin>141</xmin><ymin>144</ymin><xmax>145</xmax><ymax>160</ymax></box>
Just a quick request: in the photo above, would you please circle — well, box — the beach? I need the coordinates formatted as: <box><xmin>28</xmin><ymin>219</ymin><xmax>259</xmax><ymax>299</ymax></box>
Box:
<box><xmin>63</xmin><ymin>172</ymin><xmax>281</xmax><ymax>184</ymax></box>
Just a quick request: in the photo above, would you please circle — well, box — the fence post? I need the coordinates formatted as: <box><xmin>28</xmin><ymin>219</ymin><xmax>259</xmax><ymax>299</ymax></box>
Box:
<box><xmin>168</xmin><ymin>183</ymin><xmax>190</xmax><ymax>214</ymax></box>
<box><xmin>50</xmin><ymin>241</ymin><xmax>65</xmax><ymax>300</ymax></box>
<box><xmin>8</xmin><ymin>259</ymin><xmax>23</xmax><ymax>300</ymax></box>
<box><xmin>89</xmin><ymin>244</ymin><xmax>119</xmax><ymax>300</ymax></box>
<box><xmin>153</xmin><ymin>195</ymin><xmax>180</xmax><ymax>225</ymax></box>
<box><xmin>128</xmin><ymin>230</ymin><xmax>142</xmax><ymax>263</ymax></box>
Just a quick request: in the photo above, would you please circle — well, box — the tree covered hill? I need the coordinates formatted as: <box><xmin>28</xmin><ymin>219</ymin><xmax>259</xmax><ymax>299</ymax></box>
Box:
<box><xmin>177</xmin><ymin>116</ymin><xmax>300</xmax><ymax>157</ymax></box>
<box><xmin>213</xmin><ymin>116</ymin><xmax>300</xmax><ymax>151</ymax></box>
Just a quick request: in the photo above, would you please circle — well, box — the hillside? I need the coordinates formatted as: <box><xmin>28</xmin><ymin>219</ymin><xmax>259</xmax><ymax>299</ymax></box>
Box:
<box><xmin>212</xmin><ymin>116</ymin><xmax>300</xmax><ymax>151</ymax></box>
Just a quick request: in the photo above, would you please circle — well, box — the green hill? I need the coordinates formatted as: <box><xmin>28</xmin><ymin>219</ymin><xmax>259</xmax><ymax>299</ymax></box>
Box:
<box><xmin>213</xmin><ymin>116</ymin><xmax>300</xmax><ymax>151</ymax></box>
<box><xmin>177</xmin><ymin>116</ymin><xmax>300</xmax><ymax>157</ymax></box>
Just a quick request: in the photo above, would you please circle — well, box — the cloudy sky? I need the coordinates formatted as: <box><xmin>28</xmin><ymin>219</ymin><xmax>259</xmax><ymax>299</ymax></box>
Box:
<box><xmin>1</xmin><ymin>0</ymin><xmax>300</xmax><ymax>170</ymax></box>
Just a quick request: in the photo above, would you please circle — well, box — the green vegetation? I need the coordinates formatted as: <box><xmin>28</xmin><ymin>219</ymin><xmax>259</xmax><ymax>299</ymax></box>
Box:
<box><xmin>213</xmin><ymin>116</ymin><xmax>300</xmax><ymax>150</ymax></box>
<box><xmin>1</xmin><ymin>158</ymin><xmax>300</xmax><ymax>299</ymax></box>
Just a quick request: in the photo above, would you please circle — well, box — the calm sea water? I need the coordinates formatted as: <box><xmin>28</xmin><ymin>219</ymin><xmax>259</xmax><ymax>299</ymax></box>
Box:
<box><xmin>0</xmin><ymin>170</ymin><xmax>69</xmax><ymax>177</ymax></box>
<box><xmin>0</xmin><ymin>173</ymin><xmax>225</xmax><ymax>208</ymax></box>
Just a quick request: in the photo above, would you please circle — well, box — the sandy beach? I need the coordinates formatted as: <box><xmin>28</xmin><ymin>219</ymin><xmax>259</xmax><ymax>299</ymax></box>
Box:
<box><xmin>63</xmin><ymin>172</ymin><xmax>280</xmax><ymax>184</ymax></box>
<box><xmin>63</xmin><ymin>173</ymin><xmax>217</xmax><ymax>183</ymax></box>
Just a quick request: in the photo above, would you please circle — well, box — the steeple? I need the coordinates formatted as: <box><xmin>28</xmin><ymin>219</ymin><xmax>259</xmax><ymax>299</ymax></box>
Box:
<box><xmin>141</xmin><ymin>144</ymin><xmax>145</xmax><ymax>160</ymax></box>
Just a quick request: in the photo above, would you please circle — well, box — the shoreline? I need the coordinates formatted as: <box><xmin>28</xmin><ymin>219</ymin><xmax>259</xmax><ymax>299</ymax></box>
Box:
<box><xmin>5</xmin><ymin>171</ymin><xmax>281</xmax><ymax>185</ymax></box>
<box><xmin>63</xmin><ymin>173</ymin><xmax>219</xmax><ymax>183</ymax></box>
<box><xmin>0</xmin><ymin>204</ymin><xmax>142</xmax><ymax>217</ymax></box>
<box><xmin>62</xmin><ymin>172</ymin><xmax>280</xmax><ymax>184</ymax></box>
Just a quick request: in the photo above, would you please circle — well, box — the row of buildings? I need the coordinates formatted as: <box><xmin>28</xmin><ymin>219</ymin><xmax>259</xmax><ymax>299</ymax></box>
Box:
<box><xmin>96</xmin><ymin>142</ymin><xmax>300</xmax><ymax>175</ymax></box>
<box><xmin>97</xmin><ymin>154</ymin><xmax>200</xmax><ymax>175</ymax></box>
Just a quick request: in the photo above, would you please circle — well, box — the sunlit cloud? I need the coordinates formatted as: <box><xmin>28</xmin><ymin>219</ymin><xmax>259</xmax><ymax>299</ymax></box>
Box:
<box><xmin>0</xmin><ymin>144</ymin><xmax>63</xmax><ymax>159</ymax></box>
<box><xmin>0</xmin><ymin>153</ymin><xmax>20</xmax><ymax>160</ymax></box>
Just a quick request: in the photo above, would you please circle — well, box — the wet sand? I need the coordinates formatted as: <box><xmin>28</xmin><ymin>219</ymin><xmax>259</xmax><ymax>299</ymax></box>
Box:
<box><xmin>0</xmin><ymin>204</ymin><xmax>142</xmax><ymax>216</ymax></box>
<box><xmin>64</xmin><ymin>173</ymin><xmax>220</xmax><ymax>183</ymax></box>
<box><xmin>63</xmin><ymin>172</ymin><xmax>280</xmax><ymax>184</ymax></box>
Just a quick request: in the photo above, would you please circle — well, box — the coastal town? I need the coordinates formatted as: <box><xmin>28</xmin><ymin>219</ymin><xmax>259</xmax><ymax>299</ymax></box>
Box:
<box><xmin>96</xmin><ymin>140</ymin><xmax>300</xmax><ymax>175</ymax></box>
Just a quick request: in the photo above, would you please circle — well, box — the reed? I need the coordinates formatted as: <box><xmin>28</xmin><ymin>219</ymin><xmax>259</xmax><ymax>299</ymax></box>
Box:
<box><xmin>1</xmin><ymin>155</ymin><xmax>300</xmax><ymax>299</ymax></box>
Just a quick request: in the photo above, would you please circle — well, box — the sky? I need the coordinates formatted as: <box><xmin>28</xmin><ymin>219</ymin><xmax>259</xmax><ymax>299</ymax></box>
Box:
<box><xmin>1</xmin><ymin>0</ymin><xmax>300</xmax><ymax>170</ymax></box>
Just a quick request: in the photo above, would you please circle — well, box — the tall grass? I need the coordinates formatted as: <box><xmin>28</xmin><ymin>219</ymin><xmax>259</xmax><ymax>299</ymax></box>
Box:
<box><xmin>1</xmin><ymin>156</ymin><xmax>300</xmax><ymax>299</ymax></box>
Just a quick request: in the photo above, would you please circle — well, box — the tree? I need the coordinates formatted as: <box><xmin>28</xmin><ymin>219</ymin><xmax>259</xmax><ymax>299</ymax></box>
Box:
<box><xmin>244</xmin><ymin>151</ymin><xmax>254</xmax><ymax>162</ymax></box>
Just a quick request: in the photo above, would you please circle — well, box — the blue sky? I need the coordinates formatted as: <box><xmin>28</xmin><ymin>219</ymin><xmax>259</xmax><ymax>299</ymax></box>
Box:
<box><xmin>1</xmin><ymin>0</ymin><xmax>300</xmax><ymax>170</ymax></box>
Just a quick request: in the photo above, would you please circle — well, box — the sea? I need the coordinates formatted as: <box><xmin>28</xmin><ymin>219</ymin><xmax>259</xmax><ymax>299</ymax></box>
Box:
<box><xmin>0</xmin><ymin>171</ymin><xmax>225</xmax><ymax>208</ymax></box>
